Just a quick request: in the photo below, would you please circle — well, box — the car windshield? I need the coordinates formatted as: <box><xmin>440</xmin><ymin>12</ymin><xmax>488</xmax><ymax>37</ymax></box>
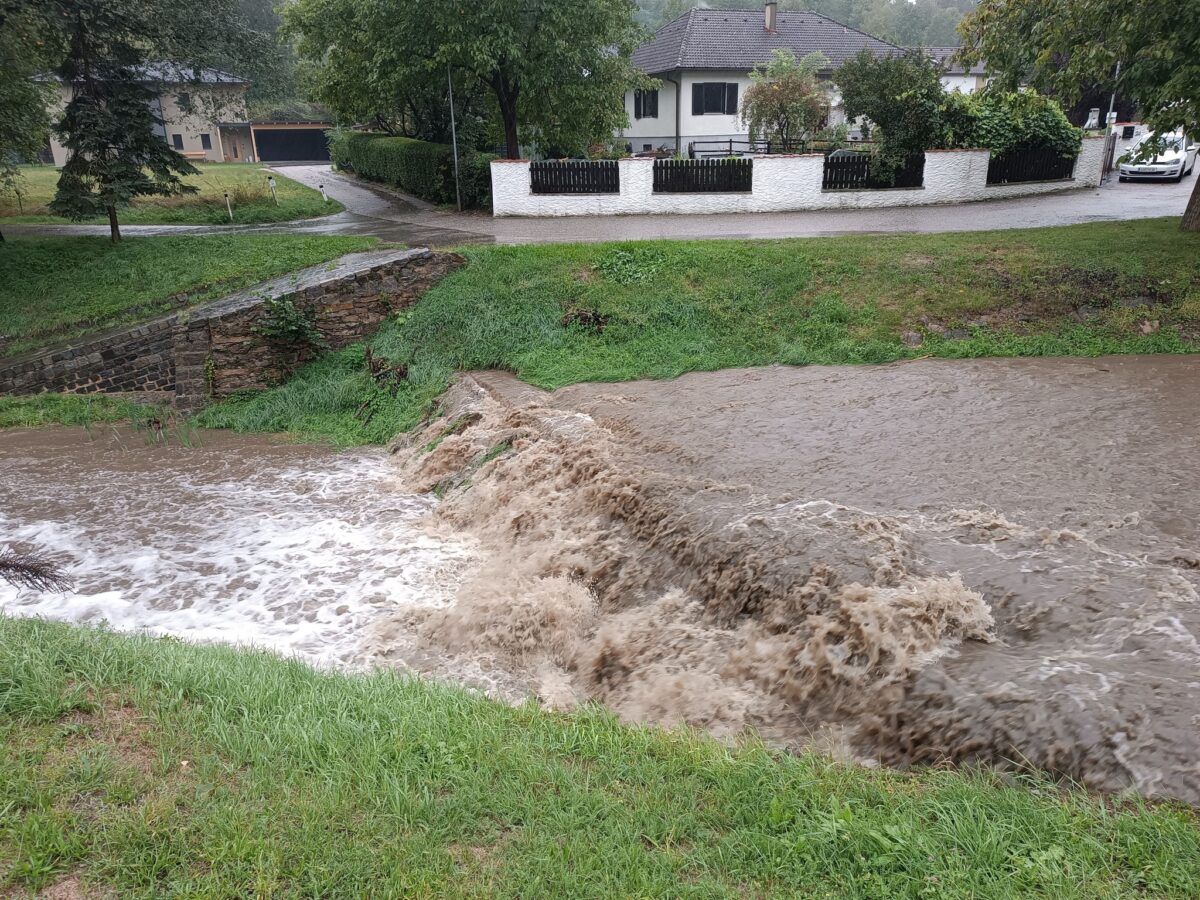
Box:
<box><xmin>1134</xmin><ymin>134</ymin><xmax>1183</xmax><ymax>155</ymax></box>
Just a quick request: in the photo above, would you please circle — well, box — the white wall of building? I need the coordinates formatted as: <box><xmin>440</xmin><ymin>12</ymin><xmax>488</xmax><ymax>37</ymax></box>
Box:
<box><xmin>940</xmin><ymin>75</ymin><xmax>985</xmax><ymax>94</ymax></box>
<box><xmin>620</xmin><ymin>72</ymin><xmax>856</xmax><ymax>152</ymax></box>
<box><xmin>621</xmin><ymin>81</ymin><xmax>679</xmax><ymax>151</ymax></box>
<box><xmin>491</xmin><ymin>136</ymin><xmax>1106</xmax><ymax>217</ymax></box>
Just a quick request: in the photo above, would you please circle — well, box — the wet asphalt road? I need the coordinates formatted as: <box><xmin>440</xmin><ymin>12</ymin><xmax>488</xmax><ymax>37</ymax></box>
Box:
<box><xmin>4</xmin><ymin>164</ymin><xmax>1193</xmax><ymax>247</ymax></box>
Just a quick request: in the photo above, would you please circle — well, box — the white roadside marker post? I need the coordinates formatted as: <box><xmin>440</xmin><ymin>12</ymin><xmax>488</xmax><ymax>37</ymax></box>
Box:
<box><xmin>319</xmin><ymin>183</ymin><xmax>328</xmax><ymax>203</ymax></box>
<box><xmin>267</xmin><ymin>175</ymin><xmax>278</xmax><ymax>205</ymax></box>
<box><xmin>224</xmin><ymin>191</ymin><xmax>234</xmax><ymax>222</ymax></box>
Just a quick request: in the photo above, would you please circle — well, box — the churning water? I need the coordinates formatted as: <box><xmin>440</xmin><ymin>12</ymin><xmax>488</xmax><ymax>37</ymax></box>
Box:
<box><xmin>3</xmin><ymin>354</ymin><xmax>1199</xmax><ymax>804</ymax></box>
<box><xmin>0</xmin><ymin>428</ymin><xmax>475</xmax><ymax>671</ymax></box>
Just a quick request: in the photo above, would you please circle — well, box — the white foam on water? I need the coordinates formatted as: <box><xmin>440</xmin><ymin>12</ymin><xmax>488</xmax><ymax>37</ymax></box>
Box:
<box><xmin>0</xmin><ymin>441</ymin><xmax>475</xmax><ymax>670</ymax></box>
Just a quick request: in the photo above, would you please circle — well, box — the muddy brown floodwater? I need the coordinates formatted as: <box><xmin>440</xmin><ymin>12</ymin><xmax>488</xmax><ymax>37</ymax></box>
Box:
<box><xmin>0</xmin><ymin>428</ymin><xmax>484</xmax><ymax>681</ymax></box>
<box><xmin>3</xmin><ymin>355</ymin><xmax>1198</xmax><ymax>804</ymax></box>
<box><xmin>388</xmin><ymin>356</ymin><xmax>1200</xmax><ymax>804</ymax></box>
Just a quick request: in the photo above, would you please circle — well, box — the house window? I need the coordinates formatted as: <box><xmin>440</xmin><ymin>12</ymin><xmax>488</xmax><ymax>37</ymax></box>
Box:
<box><xmin>634</xmin><ymin>89</ymin><xmax>659</xmax><ymax>120</ymax></box>
<box><xmin>692</xmin><ymin>82</ymin><xmax>738</xmax><ymax>116</ymax></box>
<box><xmin>200</xmin><ymin>133</ymin><xmax>212</xmax><ymax>150</ymax></box>
<box><xmin>642</xmin><ymin>144</ymin><xmax>652</xmax><ymax>152</ymax></box>
<box><xmin>171</xmin><ymin>134</ymin><xmax>184</xmax><ymax>149</ymax></box>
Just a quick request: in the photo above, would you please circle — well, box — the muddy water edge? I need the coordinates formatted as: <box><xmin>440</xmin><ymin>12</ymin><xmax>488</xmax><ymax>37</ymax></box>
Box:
<box><xmin>386</xmin><ymin>356</ymin><xmax>1200</xmax><ymax>805</ymax></box>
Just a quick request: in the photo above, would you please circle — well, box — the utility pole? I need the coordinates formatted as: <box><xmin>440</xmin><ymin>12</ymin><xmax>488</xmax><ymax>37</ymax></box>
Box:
<box><xmin>448</xmin><ymin>63</ymin><xmax>462</xmax><ymax>212</ymax></box>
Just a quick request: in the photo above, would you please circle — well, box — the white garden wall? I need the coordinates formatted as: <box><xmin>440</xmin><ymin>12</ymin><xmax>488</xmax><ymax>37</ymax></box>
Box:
<box><xmin>491</xmin><ymin>135</ymin><xmax>1107</xmax><ymax>217</ymax></box>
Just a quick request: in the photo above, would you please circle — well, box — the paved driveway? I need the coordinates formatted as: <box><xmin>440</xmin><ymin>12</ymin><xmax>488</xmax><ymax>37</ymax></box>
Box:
<box><xmin>5</xmin><ymin>164</ymin><xmax>1194</xmax><ymax>247</ymax></box>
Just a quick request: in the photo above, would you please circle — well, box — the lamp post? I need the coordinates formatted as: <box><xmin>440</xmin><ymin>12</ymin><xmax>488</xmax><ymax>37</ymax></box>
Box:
<box><xmin>448</xmin><ymin>63</ymin><xmax>462</xmax><ymax>212</ymax></box>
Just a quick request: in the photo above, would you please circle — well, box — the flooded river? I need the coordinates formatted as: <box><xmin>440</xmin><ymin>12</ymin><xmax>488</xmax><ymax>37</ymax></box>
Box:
<box><xmin>0</xmin><ymin>429</ymin><xmax>477</xmax><ymax>673</ymax></box>
<box><xmin>3</xmin><ymin>355</ymin><xmax>1199</xmax><ymax>802</ymax></box>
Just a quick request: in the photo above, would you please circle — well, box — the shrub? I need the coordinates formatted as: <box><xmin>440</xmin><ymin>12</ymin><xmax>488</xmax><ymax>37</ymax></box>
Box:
<box><xmin>835</xmin><ymin>49</ymin><xmax>947</xmax><ymax>174</ymax></box>
<box><xmin>971</xmin><ymin>90</ymin><xmax>1084</xmax><ymax>157</ymax></box>
<box><xmin>328</xmin><ymin>130</ymin><xmax>497</xmax><ymax>210</ymax></box>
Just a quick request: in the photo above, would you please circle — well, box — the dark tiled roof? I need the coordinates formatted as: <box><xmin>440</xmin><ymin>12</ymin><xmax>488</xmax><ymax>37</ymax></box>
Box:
<box><xmin>37</xmin><ymin>61</ymin><xmax>247</xmax><ymax>86</ymax></box>
<box><xmin>632</xmin><ymin>8</ymin><xmax>903</xmax><ymax>75</ymax></box>
<box><xmin>137</xmin><ymin>62</ymin><xmax>246</xmax><ymax>84</ymax></box>
<box><xmin>924</xmin><ymin>46</ymin><xmax>987</xmax><ymax>76</ymax></box>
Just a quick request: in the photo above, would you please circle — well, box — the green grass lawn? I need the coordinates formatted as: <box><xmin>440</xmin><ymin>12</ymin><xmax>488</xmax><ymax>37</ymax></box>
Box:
<box><xmin>0</xmin><ymin>163</ymin><xmax>343</xmax><ymax>225</ymax></box>
<box><xmin>197</xmin><ymin>217</ymin><xmax>1200</xmax><ymax>446</ymax></box>
<box><xmin>0</xmin><ymin>234</ymin><xmax>377</xmax><ymax>357</ymax></box>
<box><xmin>1</xmin><ymin>617</ymin><xmax>1196</xmax><ymax>899</ymax></box>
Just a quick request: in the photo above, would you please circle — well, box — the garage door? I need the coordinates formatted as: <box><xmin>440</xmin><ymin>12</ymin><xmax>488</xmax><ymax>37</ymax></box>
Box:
<box><xmin>253</xmin><ymin>128</ymin><xmax>331</xmax><ymax>162</ymax></box>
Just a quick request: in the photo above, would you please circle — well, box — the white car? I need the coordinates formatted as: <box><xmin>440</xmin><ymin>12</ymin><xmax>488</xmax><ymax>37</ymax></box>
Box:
<box><xmin>1119</xmin><ymin>132</ymin><xmax>1197</xmax><ymax>182</ymax></box>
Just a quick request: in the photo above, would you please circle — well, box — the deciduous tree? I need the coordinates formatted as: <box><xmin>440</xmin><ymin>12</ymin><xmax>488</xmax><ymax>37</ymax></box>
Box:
<box><xmin>959</xmin><ymin>0</ymin><xmax>1200</xmax><ymax>230</ymax></box>
<box><xmin>740</xmin><ymin>50</ymin><xmax>829</xmax><ymax>151</ymax></box>
<box><xmin>0</xmin><ymin>0</ymin><xmax>56</xmax><ymax>243</ymax></box>
<box><xmin>288</xmin><ymin>0</ymin><xmax>646</xmax><ymax>159</ymax></box>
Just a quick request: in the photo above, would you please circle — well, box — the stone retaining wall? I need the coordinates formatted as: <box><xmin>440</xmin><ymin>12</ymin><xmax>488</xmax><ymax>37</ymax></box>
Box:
<box><xmin>0</xmin><ymin>320</ymin><xmax>177</xmax><ymax>396</ymax></box>
<box><xmin>0</xmin><ymin>248</ymin><xmax>463</xmax><ymax>413</ymax></box>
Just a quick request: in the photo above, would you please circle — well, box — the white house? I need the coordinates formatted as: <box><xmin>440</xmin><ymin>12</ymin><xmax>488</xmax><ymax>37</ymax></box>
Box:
<box><xmin>924</xmin><ymin>47</ymin><xmax>989</xmax><ymax>94</ymax></box>
<box><xmin>620</xmin><ymin>1</ymin><xmax>904</xmax><ymax>154</ymax></box>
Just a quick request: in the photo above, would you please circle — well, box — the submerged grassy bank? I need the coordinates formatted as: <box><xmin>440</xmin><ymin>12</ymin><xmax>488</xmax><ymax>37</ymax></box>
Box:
<box><xmin>196</xmin><ymin>217</ymin><xmax>1200</xmax><ymax>446</ymax></box>
<box><xmin>1</xmin><ymin>617</ymin><xmax>1197</xmax><ymax>898</ymax></box>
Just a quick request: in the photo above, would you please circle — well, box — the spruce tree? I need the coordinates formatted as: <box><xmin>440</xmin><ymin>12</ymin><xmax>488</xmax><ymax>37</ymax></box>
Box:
<box><xmin>48</xmin><ymin>2</ymin><xmax>199</xmax><ymax>242</ymax></box>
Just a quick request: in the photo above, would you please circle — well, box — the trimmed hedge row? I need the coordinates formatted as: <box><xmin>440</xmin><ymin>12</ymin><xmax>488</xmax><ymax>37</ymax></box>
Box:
<box><xmin>329</xmin><ymin>131</ymin><xmax>496</xmax><ymax>210</ymax></box>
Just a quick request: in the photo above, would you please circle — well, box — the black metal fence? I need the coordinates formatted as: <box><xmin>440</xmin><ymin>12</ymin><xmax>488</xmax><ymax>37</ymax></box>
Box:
<box><xmin>530</xmin><ymin>160</ymin><xmax>620</xmax><ymax>194</ymax></box>
<box><xmin>688</xmin><ymin>138</ymin><xmax>879</xmax><ymax>159</ymax></box>
<box><xmin>986</xmin><ymin>147</ymin><xmax>1077</xmax><ymax>185</ymax></box>
<box><xmin>653</xmin><ymin>158</ymin><xmax>753</xmax><ymax>193</ymax></box>
<box><xmin>822</xmin><ymin>151</ymin><xmax>925</xmax><ymax>190</ymax></box>
<box><xmin>688</xmin><ymin>139</ymin><xmax>805</xmax><ymax>158</ymax></box>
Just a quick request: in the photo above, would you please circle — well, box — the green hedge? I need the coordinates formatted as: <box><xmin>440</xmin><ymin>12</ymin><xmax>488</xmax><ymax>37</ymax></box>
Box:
<box><xmin>328</xmin><ymin>131</ymin><xmax>496</xmax><ymax>210</ymax></box>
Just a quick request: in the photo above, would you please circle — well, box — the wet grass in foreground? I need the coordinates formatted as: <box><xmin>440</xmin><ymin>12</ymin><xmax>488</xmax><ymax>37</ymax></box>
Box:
<box><xmin>1</xmin><ymin>616</ymin><xmax>1197</xmax><ymax>899</ymax></box>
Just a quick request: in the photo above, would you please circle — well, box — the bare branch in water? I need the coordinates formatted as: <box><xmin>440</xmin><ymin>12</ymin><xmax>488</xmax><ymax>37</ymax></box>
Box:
<box><xmin>0</xmin><ymin>549</ymin><xmax>73</xmax><ymax>593</ymax></box>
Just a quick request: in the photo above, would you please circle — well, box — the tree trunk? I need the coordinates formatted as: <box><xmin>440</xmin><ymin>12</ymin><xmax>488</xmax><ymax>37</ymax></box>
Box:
<box><xmin>501</xmin><ymin>111</ymin><xmax>519</xmax><ymax>160</ymax></box>
<box><xmin>107</xmin><ymin>205</ymin><xmax>121</xmax><ymax>243</ymax></box>
<box><xmin>490</xmin><ymin>70</ymin><xmax>521</xmax><ymax>159</ymax></box>
<box><xmin>1182</xmin><ymin>175</ymin><xmax>1200</xmax><ymax>232</ymax></box>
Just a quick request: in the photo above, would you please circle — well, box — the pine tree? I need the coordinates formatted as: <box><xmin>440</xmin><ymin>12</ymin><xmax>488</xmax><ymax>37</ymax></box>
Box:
<box><xmin>48</xmin><ymin>2</ymin><xmax>199</xmax><ymax>242</ymax></box>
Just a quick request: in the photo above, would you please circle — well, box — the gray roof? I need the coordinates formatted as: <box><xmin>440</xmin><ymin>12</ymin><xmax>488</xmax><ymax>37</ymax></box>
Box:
<box><xmin>924</xmin><ymin>47</ymin><xmax>987</xmax><ymax>77</ymax></box>
<box><xmin>632</xmin><ymin>8</ymin><xmax>903</xmax><ymax>75</ymax></box>
<box><xmin>37</xmin><ymin>61</ymin><xmax>247</xmax><ymax>86</ymax></box>
<box><xmin>136</xmin><ymin>62</ymin><xmax>246</xmax><ymax>84</ymax></box>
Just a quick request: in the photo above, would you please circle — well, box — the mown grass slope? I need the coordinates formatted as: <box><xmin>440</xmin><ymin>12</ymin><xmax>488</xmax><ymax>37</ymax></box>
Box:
<box><xmin>1</xmin><ymin>617</ymin><xmax>1197</xmax><ymax>899</ymax></box>
<box><xmin>0</xmin><ymin>164</ymin><xmax>342</xmax><ymax>225</ymax></box>
<box><xmin>0</xmin><ymin>235</ymin><xmax>376</xmax><ymax>357</ymax></box>
<box><xmin>198</xmin><ymin>218</ymin><xmax>1200</xmax><ymax>446</ymax></box>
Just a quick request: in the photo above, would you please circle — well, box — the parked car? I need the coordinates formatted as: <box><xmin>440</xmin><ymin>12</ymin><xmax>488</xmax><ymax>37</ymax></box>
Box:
<box><xmin>1118</xmin><ymin>132</ymin><xmax>1197</xmax><ymax>182</ymax></box>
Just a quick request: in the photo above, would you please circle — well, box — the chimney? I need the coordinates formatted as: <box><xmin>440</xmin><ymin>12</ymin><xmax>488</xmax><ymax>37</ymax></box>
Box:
<box><xmin>764</xmin><ymin>0</ymin><xmax>778</xmax><ymax>32</ymax></box>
